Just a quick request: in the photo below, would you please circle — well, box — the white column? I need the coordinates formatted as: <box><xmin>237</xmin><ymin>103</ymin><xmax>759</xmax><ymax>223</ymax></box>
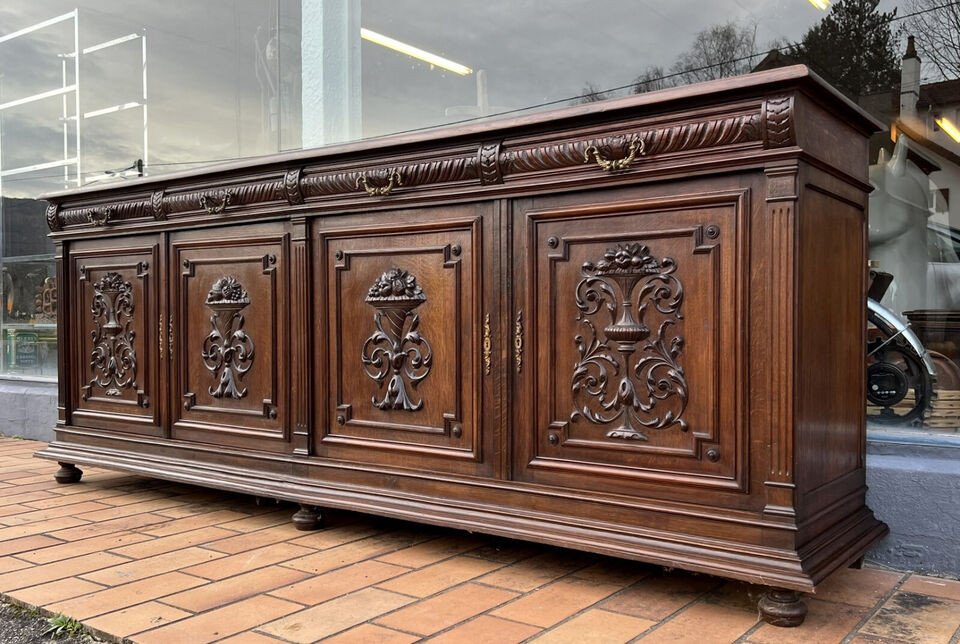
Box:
<box><xmin>301</xmin><ymin>0</ymin><xmax>362</xmax><ymax>148</ymax></box>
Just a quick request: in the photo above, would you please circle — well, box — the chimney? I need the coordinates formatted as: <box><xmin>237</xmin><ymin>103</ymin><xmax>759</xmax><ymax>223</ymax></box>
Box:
<box><xmin>900</xmin><ymin>35</ymin><xmax>921</xmax><ymax>118</ymax></box>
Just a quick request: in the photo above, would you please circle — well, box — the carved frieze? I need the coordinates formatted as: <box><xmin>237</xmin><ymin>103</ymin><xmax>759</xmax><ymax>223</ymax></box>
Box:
<box><xmin>569</xmin><ymin>243</ymin><xmax>688</xmax><ymax>441</ymax></box>
<box><xmin>47</xmin><ymin>98</ymin><xmax>792</xmax><ymax>231</ymax></box>
<box><xmin>84</xmin><ymin>271</ymin><xmax>137</xmax><ymax>399</ymax></box>
<box><xmin>201</xmin><ymin>277</ymin><xmax>255</xmax><ymax>399</ymax></box>
<box><xmin>762</xmin><ymin>96</ymin><xmax>796</xmax><ymax>149</ymax></box>
<box><xmin>361</xmin><ymin>269</ymin><xmax>433</xmax><ymax>411</ymax></box>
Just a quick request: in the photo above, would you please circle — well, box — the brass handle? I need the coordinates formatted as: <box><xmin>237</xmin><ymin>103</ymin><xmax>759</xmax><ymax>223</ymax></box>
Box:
<box><xmin>159</xmin><ymin>314</ymin><xmax>164</xmax><ymax>360</ymax></box>
<box><xmin>87</xmin><ymin>207</ymin><xmax>113</xmax><ymax>226</ymax></box>
<box><xmin>168</xmin><ymin>314</ymin><xmax>174</xmax><ymax>359</ymax></box>
<box><xmin>356</xmin><ymin>170</ymin><xmax>402</xmax><ymax>196</ymax></box>
<box><xmin>482</xmin><ymin>313</ymin><xmax>492</xmax><ymax>376</ymax></box>
<box><xmin>199</xmin><ymin>190</ymin><xmax>234</xmax><ymax>214</ymax></box>
<box><xmin>514</xmin><ymin>310</ymin><xmax>523</xmax><ymax>373</ymax></box>
<box><xmin>583</xmin><ymin>136</ymin><xmax>645</xmax><ymax>172</ymax></box>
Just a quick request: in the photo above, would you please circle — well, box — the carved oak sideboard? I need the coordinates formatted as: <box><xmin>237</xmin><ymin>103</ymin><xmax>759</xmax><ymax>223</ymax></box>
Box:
<box><xmin>37</xmin><ymin>66</ymin><xmax>887</xmax><ymax>626</ymax></box>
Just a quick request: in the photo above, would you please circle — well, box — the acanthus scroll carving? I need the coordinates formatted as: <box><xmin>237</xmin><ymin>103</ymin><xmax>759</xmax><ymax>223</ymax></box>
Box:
<box><xmin>762</xmin><ymin>96</ymin><xmax>796</xmax><ymax>148</ymax></box>
<box><xmin>570</xmin><ymin>242</ymin><xmax>688</xmax><ymax>441</ymax></box>
<box><xmin>201</xmin><ymin>277</ymin><xmax>255</xmax><ymax>399</ymax></box>
<box><xmin>361</xmin><ymin>269</ymin><xmax>433</xmax><ymax>411</ymax></box>
<box><xmin>85</xmin><ymin>272</ymin><xmax>137</xmax><ymax>399</ymax></box>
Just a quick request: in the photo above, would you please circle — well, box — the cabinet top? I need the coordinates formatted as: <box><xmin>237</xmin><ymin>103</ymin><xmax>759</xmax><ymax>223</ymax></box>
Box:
<box><xmin>44</xmin><ymin>65</ymin><xmax>880</xmax><ymax>237</ymax></box>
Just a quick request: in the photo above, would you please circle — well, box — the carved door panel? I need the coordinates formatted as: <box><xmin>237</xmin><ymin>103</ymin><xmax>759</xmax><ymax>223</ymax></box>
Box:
<box><xmin>169</xmin><ymin>225</ymin><xmax>289</xmax><ymax>451</ymax></box>
<box><xmin>514</xmin><ymin>188</ymin><xmax>748</xmax><ymax>497</ymax></box>
<box><xmin>70</xmin><ymin>237</ymin><xmax>162</xmax><ymax>435</ymax></box>
<box><xmin>316</xmin><ymin>205</ymin><xmax>492</xmax><ymax>476</ymax></box>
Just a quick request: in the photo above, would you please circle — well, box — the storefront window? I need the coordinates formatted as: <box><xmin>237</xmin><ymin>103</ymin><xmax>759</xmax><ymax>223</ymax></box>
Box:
<box><xmin>2</xmin><ymin>0</ymin><xmax>958</xmax><ymax>433</ymax></box>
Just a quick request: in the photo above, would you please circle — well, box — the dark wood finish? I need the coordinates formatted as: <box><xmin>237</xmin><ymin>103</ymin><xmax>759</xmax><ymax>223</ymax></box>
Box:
<box><xmin>54</xmin><ymin>462</ymin><xmax>83</xmax><ymax>484</ymax></box>
<box><xmin>291</xmin><ymin>504</ymin><xmax>324</xmax><ymax>531</ymax></box>
<box><xmin>758</xmin><ymin>589</ymin><xmax>808</xmax><ymax>627</ymax></box>
<box><xmin>37</xmin><ymin>66</ymin><xmax>887</xmax><ymax>626</ymax></box>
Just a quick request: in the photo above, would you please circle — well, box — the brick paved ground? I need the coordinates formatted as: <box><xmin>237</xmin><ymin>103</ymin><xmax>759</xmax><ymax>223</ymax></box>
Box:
<box><xmin>0</xmin><ymin>437</ymin><xmax>958</xmax><ymax>643</ymax></box>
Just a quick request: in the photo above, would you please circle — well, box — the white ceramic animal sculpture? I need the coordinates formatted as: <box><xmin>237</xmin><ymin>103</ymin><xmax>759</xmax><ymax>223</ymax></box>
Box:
<box><xmin>868</xmin><ymin>135</ymin><xmax>932</xmax><ymax>314</ymax></box>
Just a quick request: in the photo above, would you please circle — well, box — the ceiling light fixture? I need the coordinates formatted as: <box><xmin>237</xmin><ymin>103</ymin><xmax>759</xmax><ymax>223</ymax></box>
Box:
<box><xmin>808</xmin><ymin>0</ymin><xmax>830</xmax><ymax>10</ymax></box>
<box><xmin>936</xmin><ymin>116</ymin><xmax>960</xmax><ymax>143</ymax></box>
<box><xmin>361</xmin><ymin>28</ymin><xmax>473</xmax><ymax>76</ymax></box>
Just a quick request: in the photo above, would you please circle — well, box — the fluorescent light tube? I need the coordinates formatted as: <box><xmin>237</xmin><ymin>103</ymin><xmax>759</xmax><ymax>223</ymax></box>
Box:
<box><xmin>936</xmin><ymin>116</ymin><xmax>960</xmax><ymax>143</ymax></box>
<box><xmin>361</xmin><ymin>28</ymin><xmax>473</xmax><ymax>76</ymax></box>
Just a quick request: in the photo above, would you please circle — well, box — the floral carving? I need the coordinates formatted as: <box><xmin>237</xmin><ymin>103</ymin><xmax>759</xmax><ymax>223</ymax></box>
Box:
<box><xmin>570</xmin><ymin>243</ymin><xmax>688</xmax><ymax>441</ymax></box>
<box><xmin>361</xmin><ymin>269</ymin><xmax>433</xmax><ymax>411</ymax></box>
<box><xmin>86</xmin><ymin>272</ymin><xmax>137</xmax><ymax>398</ymax></box>
<box><xmin>201</xmin><ymin>277</ymin><xmax>255</xmax><ymax>399</ymax></box>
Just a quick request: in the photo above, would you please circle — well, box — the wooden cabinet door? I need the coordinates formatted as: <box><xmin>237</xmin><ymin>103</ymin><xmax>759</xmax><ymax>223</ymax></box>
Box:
<box><xmin>316</xmin><ymin>205</ymin><xmax>494</xmax><ymax>476</ymax></box>
<box><xmin>70</xmin><ymin>236</ymin><xmax>162</xmax><ymax>436</ymax></box>
<box><xmin>513</xmin><ymin>186</ymin><xmax>749</xmax><ymax>497</ymax></box>
<box><xmin>169</xmin><ymin>224</ymin><xmax>290</xmax><ymax>451</ymax></box>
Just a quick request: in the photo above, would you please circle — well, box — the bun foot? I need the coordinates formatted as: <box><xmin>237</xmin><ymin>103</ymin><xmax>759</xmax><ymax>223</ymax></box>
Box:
<box><xmin>292</xmin><ymin>504</ymin><xmax>324</xmax><ymax>531</ymax></box>
<box><xmin>54</xmin><ymin>462</ymin><xmax>83</xmax><ymax>484</ymax></box>
<box><xmin>758</xmin><ymin>588</ymin><xmax>807</xmax><ymax>627</ymax></box>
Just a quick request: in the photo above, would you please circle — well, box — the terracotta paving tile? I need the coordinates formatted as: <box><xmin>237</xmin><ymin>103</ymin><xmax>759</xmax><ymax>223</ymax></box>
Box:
<box><xmin>813</xmin><ymin>566</ymin><xmax>905</xmax><ymax>608</ymax></box>
<box><xmin>95</xmin><ymin>491</ymin><xmax>176</xmax><ymax>506</ymax></box>
<box><xmin>491</xmin><ymin>577</ymin><xmax>622</xmax><ymax>628</ymax></box>
<box><xmin>600</xmin><ymin>571</ymin><xmax>724</xmax><ymax>620</ymax></box>
<box><xmin>2</xmin><ymin>501</ymin><xmax>114</xmax><ymax>527</ymax></box>
<box><xmin>216</xmin><ymin>509</ymin><xmax>294</xmax><ymax>533</ymax></box>
<box><xmin>182</xmin><ymin>542</ymin><xmax>314</xmax><ymax>580</ymax></box>
<box><xmin>164</xmin><ymin>565</ymin><xmax>312</xmax><ymax>612</ymax></box>
<box><xmin>701</xmin><ymin>580</ymin><xmax>766</xmax><ymax>613</ymax></box>
<box><xmin>0</xmin><ymin>551</ymin><xmax>128</xmax><ymax>592</ymax></box>
<box><xmin>0</xmin><ymin>534</ymin><xmax>62</xmax><ymax>557</ymax></box>
<box><xmin>378</xmin><ymin>582</ymin><xmax>519</xmax><ymax>636</ymax></box>
<box><xmin>476</xmin><ymin>550</ymin><xmax>594</xmax><ymax>592</ymax></box>
<box><xmin>748</xmin><ymin>597</ymin><xmax>867</xmax><ymax>643</ymax></box>
<box><xmin>323</xmin><ymin>623</ymin><xmax>421</xmax><ymax>644</ymax></box>
<box><xmin>108</xmin><ymin>526</ymin><xmax>237</xmax><ymax>559</ymax></box>
<box><xmin>900</xmin><ymin>574</ymin><xmax>960</xmax><ymax>602</ymax></box>
<box><xmin>465</xmin><ymin>541</ymin><xmax>552</xmax><ymax>564</ymax></box>
<box><xmin>377</xmin><ymin>554</ymin><xmax>505</xmax><ymax>598</ymax></box>
<box><xmin>152</xmin><ymin>504</ymin><xmax>217</xmax><ymax>519</ymax></box>
<box><xmin>858</xmin><ymin>591</ymin><xmax>960</xmax><ymax>643</ymax></box>
<box><xmin>638</xmin><ymin>600</ymin><xmax>758</xmax><ymax>642</ymax></box>
<box><xmin>22</xmin><ymin>488</ymin><xmax>130</xmax><ymax>509</ymax></box>
<box><xmin>7</xmin><ymin>577</ymin><xmax>107</xmax><ymax>606</ymax></box>
<box><xmin>0</xmin><ymin>516</ymin><xmax>88</xmax><ymax>541</ymax></box>
<box><xmin>3</xmin><ymin>473</ymin><xmax>55</xmax><ymax>485</ymax></box>
<box><xmin>81</xmin><ymin>546</ymin><xmax>226</xmax><ymax>586</ymax></box>
<box><xmin>135</xmin><ymin>594</ymin><xmax>302</xmax><ymax>644</ymax></box>
<box><xmin>204</xmin><ymin>524</ymin><xmax>305</xmax><ymax>554</ymax></box>
<box><xmin>46</xmin><ymin>571</ymin><xmax>207</xmax><ymax>619</ymax></box>
<box><xmin>260</xmin><ymin>587</ymin><xmax>416</xmax><ymax>643</ymax></box>
<box><xmin>139</xmin><ymin>509</ymin><xmax>252</xmax><ymax>537</ymax></box>
<box><xmin>0</xmin><ymin>490</ymin><xmax>55</xmax><ymax>507</ymax></box>
<box><xmin>19</xmin><ymin>531</ymin><xmax>153</xmax><ymax>565</ymax></box>
<box><xmin>270</xmin><ymin>559</ymin><xmax>408</xmax><ymax>605</ymax></box>
<box><xmin>427</xmin><ymin>615</ymin><xmax>542</xmax><ymax>644</ymax></box>
<box><xmin>0</xmin><ymin>482</ymin><xmax>64</xmax><ymax>496</ymax></box>
<box><xmin>283</xmin><ymin>531</ymin><xmax>425</xmax><ymax>575</ymax></box>
<box><xmin>0</xmin><ymin>556</ymin><xmax>31</xmax><ymax>574</ymax></box>
<box><xmin>288</xmin><ymin>522</ymin><xmax>383</xmax><ymax>550</ymax></box>
<box><xmin>84</xmin><ymin>600</ymin><xmax>192</xmax><ymax>638</ymax></box>
<box><xmin>73</xmin><ymin>497</ymin><xmax>188</xmax><ymax>522</ymax></box>
<box><xmin>532</xmin><ymin>608</ymin><xmax>655</xmax><ymax>643</ymax></box>
<box><xmin>376</xmin><ymin>535</ymin><xmax>485</xmax><ymax>568</ymax></box>
<box><xmin>0</xmin><ymin>470</ymin><xmax>41</xmax><ymax>481</ymax></box>
<box><xmin>571</xmin><ymin>558</ymin><xmax>654</xmax><ymax>586</ymax></box>
<box><xmin>218</xmin><ymin>632</ymin><xmax>288</xmax><ymax>644</ymax></box>
<box><xmin>47</xmin><ymin>512</ymin><xmax>169</xmax><ymax>541</ymax></box>
<box><xmin>0</xmin><ymin>504</ymin><xmax>35</xmax><ymax>519</ymax></box>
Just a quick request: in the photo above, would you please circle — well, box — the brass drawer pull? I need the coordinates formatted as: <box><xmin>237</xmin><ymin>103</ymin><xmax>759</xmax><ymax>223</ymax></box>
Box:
<box><xmin>159</xmin><ymin>314</ymin><xmax>164</xmax><ymax>360</ymax></box>
<box><xmin>583</xmin><ymin>136</ymin><xmax>645</xmax><ymax>172</ymax></box>
<box><xmin>356</xmin><ymin>170</ymin><xmax>402</xmax><ymax>196</ymax></box>
<box><xmin>199</xmin><ymin>190</ymin><xmax>234</xmax><ymax>214</ymax></box>
<box><xmin>483</xmin><ymin>313</ymin><xmax>492</xmax><ymax>376</ymax></box>
<box><xmin>514</xmin><ymin>310</ymin><xmax>523</xmax><ymax>373</ymax></box>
